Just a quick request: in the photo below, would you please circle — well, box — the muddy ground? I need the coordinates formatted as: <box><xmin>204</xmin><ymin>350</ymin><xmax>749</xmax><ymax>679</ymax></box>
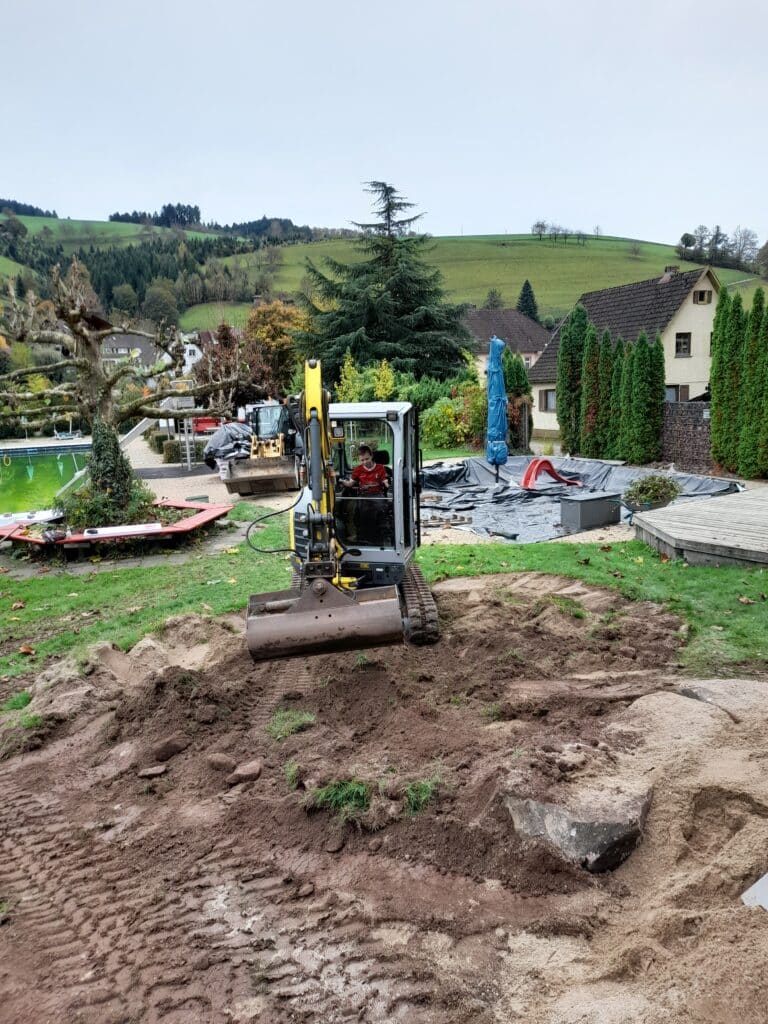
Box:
<box><xmin>2</xmin><ymin>573</ymin><xmax>768</xmax><ymax>1023</ymax></box>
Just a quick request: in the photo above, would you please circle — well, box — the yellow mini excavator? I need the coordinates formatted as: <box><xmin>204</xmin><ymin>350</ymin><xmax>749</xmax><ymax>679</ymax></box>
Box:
<box><xmin>246</xmin><ymin>359</ymin><xmax>439</xmax><ymax>661</ymax></box>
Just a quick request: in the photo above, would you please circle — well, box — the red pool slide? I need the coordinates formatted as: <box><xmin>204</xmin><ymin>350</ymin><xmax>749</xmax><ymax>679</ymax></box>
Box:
<box><xmin>520</xmin><ymin>457</ymin><xmax>583</xmax><ymax>490</ymax></box>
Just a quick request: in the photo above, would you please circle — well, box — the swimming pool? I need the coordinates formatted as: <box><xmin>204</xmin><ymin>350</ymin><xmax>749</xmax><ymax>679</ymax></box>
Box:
<box><xmin>0</xmin><ymin>450</ymin><xmax>90</xmax><ymax>513</ymax></box>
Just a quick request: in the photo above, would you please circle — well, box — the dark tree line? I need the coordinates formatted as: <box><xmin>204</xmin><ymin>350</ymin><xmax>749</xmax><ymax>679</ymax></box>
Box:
<box><xmin>109</xmin><ymin>203</ymin><xmax>202</xmax><ymax>228</ymax></box>
<box><xmin>677</xmin><ymin>225</ymin><xmax>761</xmax><ymax>273</ymax></box>
<box><xmin>0</xmin><ymin>198</ymin><xmax>58</xmax><ymax>217</ymax></box>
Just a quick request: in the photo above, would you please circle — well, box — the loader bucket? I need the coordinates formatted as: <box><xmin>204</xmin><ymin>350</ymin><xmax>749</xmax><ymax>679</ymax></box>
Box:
<box><xmin>246</xmin><ymin>578</ymin><xmax>404</xmax><ymax>661</ymax></box>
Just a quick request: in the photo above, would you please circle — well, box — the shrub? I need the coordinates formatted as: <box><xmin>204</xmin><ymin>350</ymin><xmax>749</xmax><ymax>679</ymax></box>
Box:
<box><xmin>623</xmin><ymin>474</ymin><xmax>681</xmax><ymax>507</ymax></box>
<box><xmin>60</xmin><ymin>476</ymin><xmax>156</xmax><ymax>529</ymax></box>
<box><xmin>162</xmin><ymin>439</ymin><xmax>207</xmax><ymax>463</ymax></box>
<box><xmin>421</xmin><ymin>397</ymin><xmax>468</xmax><ymax>448</ymax></box>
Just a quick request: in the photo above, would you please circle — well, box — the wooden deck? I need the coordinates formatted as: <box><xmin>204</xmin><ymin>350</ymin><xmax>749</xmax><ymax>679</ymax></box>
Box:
<box><xmin>634</xmin><ymin>489</ymin><xmax>768</xmax><ymax>567</ymax></box>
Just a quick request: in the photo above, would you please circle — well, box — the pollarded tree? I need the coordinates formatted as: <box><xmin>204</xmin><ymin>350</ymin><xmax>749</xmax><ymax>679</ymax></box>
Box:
<box><xmin>516</xmin><ymin>279</ymin><xmax>540</xmax><ymax>323</ymax></box>
<box><xmin>709</xmin><ymin>287</ymin><xmax>732</xmax><ymax>467</ymax></box>
<box><xmin>737</xmin><ymin>288</ymin><xmax>765</xmax><ymax>478</ymax></box>
<box><xmin>0</xmin><ymin>259</ymin><xmax>240</xmax><ymax>525</ymax></box>
<box><xmin>579</xmin><ymin>325</ymin><xmax>601</xmax><ymax>457</ymax></box>
<box><xmin>595</xmin><ymin>329</ymin><xmax>615</xmax><ymax>457</ymax></box>
<box><xmin>296</xmin><ymin>182</ymin><xmax>470</xmax><ymax>383</ymax></box>
<box><xmin>606</xmin><ymin>337</ymin><xmax>624</xmax><ymax>458</ymax></box>
<box><xmin>555</xmin><ymin>304</ymin><xmax>589</xmax><ymax>455</ymax></box>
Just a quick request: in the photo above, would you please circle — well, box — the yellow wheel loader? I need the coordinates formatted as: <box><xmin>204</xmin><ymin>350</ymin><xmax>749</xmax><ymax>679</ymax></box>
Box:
<box><xmin>246</xmin><ymin>359</ymin><xmax>439</xmax><ymax>661</ymax></box>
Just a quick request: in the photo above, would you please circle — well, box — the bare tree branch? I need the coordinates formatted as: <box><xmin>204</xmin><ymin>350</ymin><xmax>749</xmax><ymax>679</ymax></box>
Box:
<box><xmin>0</xmin><ymin>359</ymin><xmax>87</xmax><ymax>382</ymax></box>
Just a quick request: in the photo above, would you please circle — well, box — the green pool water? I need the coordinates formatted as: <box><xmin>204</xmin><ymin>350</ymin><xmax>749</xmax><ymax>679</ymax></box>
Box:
<box><xmin>0</xmin><ymin>452</ymin><xmax>89</xmax><ymax>513</ymax></box>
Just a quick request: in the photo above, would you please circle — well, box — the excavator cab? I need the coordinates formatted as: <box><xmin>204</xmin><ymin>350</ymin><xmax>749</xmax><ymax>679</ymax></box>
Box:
<box><xmin>246</xmin><ymin>360</ymin><xmax>437</xmax><ymax>662</ymax></box>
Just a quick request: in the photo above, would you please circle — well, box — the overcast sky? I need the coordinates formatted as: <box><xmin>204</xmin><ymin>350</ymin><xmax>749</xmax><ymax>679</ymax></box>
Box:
<box><xmin>6</xmin><ymin>0</ymin><xmax>767</xmax><ymax>244</ymax></box>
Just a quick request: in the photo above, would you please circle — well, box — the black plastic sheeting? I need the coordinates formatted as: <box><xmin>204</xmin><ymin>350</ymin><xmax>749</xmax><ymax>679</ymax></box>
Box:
<box><xmin>419</xmin><ymin>456</ymin><xmax>741</xmax><ymax>543</ymax></box>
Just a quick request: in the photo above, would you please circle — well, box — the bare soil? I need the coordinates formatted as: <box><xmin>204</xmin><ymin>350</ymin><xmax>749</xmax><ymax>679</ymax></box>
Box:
<box><xmin>2</xmin><ymin>574</ymin><xmax>768</xmax><ymax>1023</ymax></box>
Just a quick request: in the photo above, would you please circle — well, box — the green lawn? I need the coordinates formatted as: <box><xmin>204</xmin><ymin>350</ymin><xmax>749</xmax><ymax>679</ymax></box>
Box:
<box><xmin>222</xmin><ymin>234</ymin><xmax>760</xmax><ymax>320</ymax></box>
<box><xmin>0</xmin><ymin>253</ymin><xmax>30</xmax><ymax>280</ymax></box>
<box><xmin>1</xmin><ymin>503</ymin><xmax>766</xmax><ymax>682</ymax></box>
<box><xmin>178</xmin><ymin>302</ymin><xmax>253</xmax><ymax>331</ymax></box>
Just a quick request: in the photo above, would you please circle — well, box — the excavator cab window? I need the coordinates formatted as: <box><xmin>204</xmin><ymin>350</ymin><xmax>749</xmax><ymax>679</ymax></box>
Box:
<box><xmin>333</xmin><ymin>418</ymin><xmax>395</xmax><ymax>549</ymax></box>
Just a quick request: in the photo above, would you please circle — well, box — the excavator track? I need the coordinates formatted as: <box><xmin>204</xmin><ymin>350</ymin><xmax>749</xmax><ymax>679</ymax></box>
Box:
<box><xmin>401</xmin><ymin>562</ymin><xmax>440</xmax><ymax>646</ymax></box>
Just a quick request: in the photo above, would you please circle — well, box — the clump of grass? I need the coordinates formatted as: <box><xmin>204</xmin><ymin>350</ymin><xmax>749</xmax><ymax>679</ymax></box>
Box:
<box><xmin>308</xmin><ymin>779</ymin><xmax>371</xmax><ymax>819</ymax></box>
<box><xmin>266</xmin><ymin>708</ymin><xmax>316</xmax><ymax>741</ymax></box>
<box><xmin>354</xmin><ymin>653</ymin><xmax>372</xmax><ymax>669</ymax></box>
<box><xmin>448</xmin><ymin>692</ymin><xmax>467</xmax><ymax>707</ymax></box>
<box><xmin>2</xmin><ymin>691</ymin><xmax>32</xmax><ymax>713</ymax></box>
<box><xmin>284</xmin><ymin>760</ymin><xmax>300</xmax><ymax>790</ymax></box>
<box><xmin>536</xmin><ymin>595</ymin><xmax>588</xmax><ymax>619</ymax></box>
<box><xmin>19</xmin><ymin>713</ymin><xmax>42</xmax><ymax>730</ymax></box>
<box><xmin>482</xmin><ymin>703</ymin><xmax>503</xmax><ymax>722</ymax></box>
<box><xmin>404</xmin><ymin>775</ymin><xmax>440</xmax><ymax>814</ymax></box>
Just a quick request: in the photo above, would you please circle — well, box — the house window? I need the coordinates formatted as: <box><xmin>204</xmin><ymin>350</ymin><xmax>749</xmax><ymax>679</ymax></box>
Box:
<box><xmin>524</xmin><ymin>356</ymin><xmax>531</xmax><ymax>368</ymax></box>
<box><xmin>675</xmin><ymin>333</ymin><xmax>692</xmax><ymax>357</ymax></box>
<box><xmin>665</xmin><ymin>385</ymin><xmax>690</xmax><ymax>402</ymax></box>
<box><xmin>693</xmin><ymin>290</ymin><xmax>712</xmax><ymax>304</ymax></box>
<box><xmin>539</xmin><ymin>388</ymin><xmax>557</xmax><ymax>412</ymax></box>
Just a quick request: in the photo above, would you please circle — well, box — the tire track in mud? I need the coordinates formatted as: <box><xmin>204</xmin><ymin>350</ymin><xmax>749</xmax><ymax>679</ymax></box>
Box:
<box><xmin>0</xmin><ymin>778</ymin><xmax>480</xmax><ymax>1023</ymax></box>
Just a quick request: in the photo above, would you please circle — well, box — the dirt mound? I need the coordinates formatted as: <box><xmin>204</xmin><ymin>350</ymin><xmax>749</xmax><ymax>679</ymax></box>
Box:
<box><xmin>2</xmin><ymin>576</ymin><xmax>768</xmax><ymax>1023</ymax></box>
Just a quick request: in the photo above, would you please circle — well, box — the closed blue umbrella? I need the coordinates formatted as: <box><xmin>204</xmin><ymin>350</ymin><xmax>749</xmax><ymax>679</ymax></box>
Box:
<box><xmin>485</xmin><ymin>335</ymin><xmax>509</xmax><ymax>481</ymax></box>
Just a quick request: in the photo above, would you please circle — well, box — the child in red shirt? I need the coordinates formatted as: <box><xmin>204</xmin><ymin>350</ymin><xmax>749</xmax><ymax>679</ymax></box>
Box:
<box><xmin>340</xmin><ymin>445</ymin><xmax>388</xmax><ymax>494</ymax></box>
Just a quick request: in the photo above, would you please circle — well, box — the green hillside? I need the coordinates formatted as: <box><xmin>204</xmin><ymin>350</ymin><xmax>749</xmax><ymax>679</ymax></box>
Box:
<box><xmin>16</xmin><ymin>215</ymin><xmax>215</xmax><ymax>254</ymax></box>
<box><xmin>0</xmin><ymin>254</ymin><xmax>28</xmax><ymax>280</ymax></box>
<box><xmin>220</xmin><ymin>234</ymin><xmax>760</xmax><ymax>320</ymax></box>
<box><xmin>178</xmin><ymin>302</ymin><xmax>253</xmax><ymax>331</ymax></box>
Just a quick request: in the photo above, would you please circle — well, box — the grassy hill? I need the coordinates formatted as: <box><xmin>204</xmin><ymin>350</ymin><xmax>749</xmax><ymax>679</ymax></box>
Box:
<box><xmin>218</xmin><ymin>234</ymin><xmax>762</xmax><ymax>323</ymax></box>
<box><xmin>16</xmin><ymin>215</ymin><xmax>216</xmax><ymax>254</ymax></box>
<box><xmin>178</xmin><ymin>302</ymin><xmax>253</xmax><ymax>332</ymax></box>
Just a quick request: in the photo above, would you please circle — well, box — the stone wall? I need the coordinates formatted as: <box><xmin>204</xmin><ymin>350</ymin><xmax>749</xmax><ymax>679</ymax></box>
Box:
<box><xmin>661</xmin><ymin>402</ymin><xmax>711</xmax><ymax>470</ymax></box>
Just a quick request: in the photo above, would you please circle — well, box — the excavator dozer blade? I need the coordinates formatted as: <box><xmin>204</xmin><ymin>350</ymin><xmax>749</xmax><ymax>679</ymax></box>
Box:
<box><xmin>246</xmin><ymin>579</ymin><xmax>405</xmax><ymax>662</ymax></box>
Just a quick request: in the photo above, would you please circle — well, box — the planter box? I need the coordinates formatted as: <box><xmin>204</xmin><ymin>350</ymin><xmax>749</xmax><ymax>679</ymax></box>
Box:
<box><xmin>560</xmin><ymin>491</ymin><xmax>621</xmax><ymax>532</ymax></box>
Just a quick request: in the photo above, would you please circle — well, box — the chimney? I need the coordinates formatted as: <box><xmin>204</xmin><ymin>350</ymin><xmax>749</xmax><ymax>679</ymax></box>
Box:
<box><xmin>659</xmin><ymin>265</ymin><xmax>679</xmax><ymax>283</ymax></box>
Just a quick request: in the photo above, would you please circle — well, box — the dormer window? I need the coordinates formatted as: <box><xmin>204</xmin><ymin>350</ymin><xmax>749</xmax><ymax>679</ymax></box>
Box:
<box><xmin>693</xmin><ymin>289</ymin><xmax>712</xmax><ymax>304</ymax></box>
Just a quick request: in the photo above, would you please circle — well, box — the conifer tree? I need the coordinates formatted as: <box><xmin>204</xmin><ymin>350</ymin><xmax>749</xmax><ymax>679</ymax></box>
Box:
<box><xmin>579</xmin><ymin>325</ymin><xmax>601</xmax><ymax>457</ymax></box>
<box><xmin>722</xmin><ymin>293</ymin><xmax>746</xmax><ymax>470</ymax></box>
<box><xmin>755</xmin><ymin>311</ymin><xmax>768</xmax><ymax>477</ymax></box>
<box><xmin>617</xmin><ymin>343</ymin><xmax>635</xmax><ymax>459</ymax></box>
<box><xmin>606</xmin><ymin>337</ymin><xmax>624</xmax><ymax>458</ymax></box>
<box><xmin>297</xmin><ymin>182</ymin><xmax>469</xmax><ymax>383</ymax></box>
<box><xmin>649</xmin><ymin>335</ymin><xmax>666</xmax><ymax>461</ymax></box>
<box><xmin>628</xmin><ymin>333</ymin><xmax>655</xmax><ymax>463</ymax></box>
<box><xmin>555</xmin><ymin>304</ymin><xmax>588</xmax><ymax>455</ymax></box>
<box><xmin>502</xmin><ymin>348</ymin><xmax>533</xmax><ymax>451</ymax></box>
<box><xmin>595</xmin><ymin>330</ymin><xmax>614</xmax><ymax>457</ymax></box>
<box><xmin>709</xmin><ymin>288</ymin><xmax>732</xmax><ymax>467</ymax></box>
<box><xmin>737</xmin><ymin>288</ymin><xmax>765</xmax><ymax>478</ymax></box>
<box><xmin>516</xmin><ymin>279</ymin><xmax>539</xmax><ymax>322</ymax></box>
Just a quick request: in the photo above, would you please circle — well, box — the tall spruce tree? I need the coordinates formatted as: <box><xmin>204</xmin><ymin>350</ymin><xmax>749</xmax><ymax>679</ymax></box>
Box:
<box><xmin>579</xmin><ymin>325</ymin><xmax>601</xmax><ymax>457</ymax></box>
<box><xmin>296</xmin><ymin>182</ymin><xmax>470</xmax><ymax>383</ymax></box>
<box><xmin>556</xmin><ymin>304</ymin><xmax>589</xmax><ymax>455</ymax></box>
<box><xmin>595</xmin><ymin>330</ymin><xmax>614</xmax><ymax>457</ymax></box>
<box><xmin>516</xmin><ymin>279</ymin><xmax>539</xmax><ymax>322</ymax></box>
<box><xmin>737</xmin><ymin>288</ymin><xmax>765</xmax><ymax>478</ymax></box>
<box><xmin>755</xmin><ymin>311</ymin><xmax>768</xmax><ymax>477</ymax></box>
<box><xmin>607</xmin><ymin>337</ymin><xmax>625</xmax><ymax>458</ymax></box>
<box><xmin>722</xmin><ymin>293</ymin><xmax>746</xmax><ymax>470</ymax></box>
<box><xmin>617</xmin><ymin>343</ymin><xmax>635</xmax><ymax>459</ymax></box>
<box><xmin>709</xmin><ymin>287</ymin><xmax>732</xmax><ymax>467</ymax></box>
<box><xmin>628</xmin><ymin>333</ymin><xmax>656</xmax><ymax>463</ymax></box>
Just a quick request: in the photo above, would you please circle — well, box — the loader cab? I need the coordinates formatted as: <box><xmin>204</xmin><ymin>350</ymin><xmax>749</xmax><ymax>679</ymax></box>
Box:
<box><xmin>326</xmin><ymin>402</ymin><xmax>420</xmax><ymax>588</ymax></box>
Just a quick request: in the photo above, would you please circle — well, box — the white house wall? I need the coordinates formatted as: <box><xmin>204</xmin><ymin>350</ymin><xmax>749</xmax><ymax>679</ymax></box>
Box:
<box><xmin>660</xmin><ymin>273</ymin><xmax>717</xmax><ymax>394</ymax></box>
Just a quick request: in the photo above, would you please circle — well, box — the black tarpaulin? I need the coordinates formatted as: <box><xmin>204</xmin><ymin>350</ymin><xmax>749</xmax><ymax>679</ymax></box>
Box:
<box><xmin>419</xmin><ymin>456</ymin><xmax>740</xmax><ymax>543</ymax></box>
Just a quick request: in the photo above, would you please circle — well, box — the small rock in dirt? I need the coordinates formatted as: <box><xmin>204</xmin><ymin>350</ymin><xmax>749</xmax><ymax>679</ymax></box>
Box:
<box><xmin>206</xmin><ymin>752</ymin><xmax>237</xmax><ymax>772</ymax></box>
<box><xmin>297</xmin><ymin>883</ymin><xmax>315</xmax><ymax>898</ymax></box>
<box><xmin>368</xmin><ymin>837</ymin><xmax>383</xmax><ymax>853</ymax></box>
<box><xmin>617</xmin><ymin>644</ymin><xmax>637</xmax><ymax>660</ymax></box>
<box><xmin>194</xmin><ymin>703</ymin><xmax>218</xmax><ymax>724</ymax></box>
<box><xmin>151</xmin><ymin>733</ymin><xmax>191</xmax><ymax>762</ymax></box>
<box><xmin>325</xmin><ymin>833</ymin><xmax>345</xmax><ymax>854</ymax></box>
<box><xmin>138</xmin><ymin>765</ymin><xmax>168</xmax><ymax>778</ymax></box>
<box><xmin>227</xmin><ymin>758</ymin><xmax>263</xmax><ymax>784</ymax></box>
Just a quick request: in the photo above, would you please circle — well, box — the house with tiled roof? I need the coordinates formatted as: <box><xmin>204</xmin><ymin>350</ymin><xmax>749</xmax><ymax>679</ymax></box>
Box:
<box><xmin>463</xmin><ymin>308</ymin><xmax>550</xmax><ymax>373</ymax></box>
<box><xmin>529</xmin><ymin>266</ymin><xmax>720</xmax><ymax>437</ymax></box>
